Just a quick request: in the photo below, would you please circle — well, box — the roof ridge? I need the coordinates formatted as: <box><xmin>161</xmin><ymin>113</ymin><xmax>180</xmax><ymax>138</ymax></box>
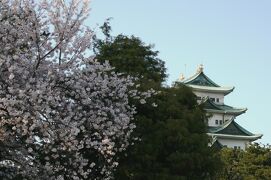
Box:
<box><xmin>200</xmin><ymin>72</ymin><xmax>220</xmax><ymax>87</ymax></box>
<box><xmin>182</xmin><ymin>71</ymin><xmax>201</xmax><ymax>83</ymax></box>
<box><xmin>209</xmin><ymin>119</ymin><xmax>256</xmax><ymax>136</ymax></box>
<box><xmin>233</xmin><ymin>121</ymin><xmax>254</xmax><ymax>136</ymax></box>
<box><xmin>213</xmin><ymin>117</ymin><xmax>235</xmax><ymax>132</ymax></box>
<box><xmin>183</xmin><ymin>71</ymin><xmax>220</xmax><ymax>87</ymax></box>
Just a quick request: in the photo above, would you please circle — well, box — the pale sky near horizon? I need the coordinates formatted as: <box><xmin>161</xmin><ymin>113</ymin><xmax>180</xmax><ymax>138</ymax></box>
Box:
<box><xmin>87</xmin><ymin>0</ymin><xmax>271</xmax><ymax>144</ymax></box>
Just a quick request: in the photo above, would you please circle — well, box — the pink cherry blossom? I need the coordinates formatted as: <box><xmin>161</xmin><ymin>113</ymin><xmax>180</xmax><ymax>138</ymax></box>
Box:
<box><xmin>0</xmin><ymin>0</ymin><xmax>153</xmax><ymax>179</ymax></box>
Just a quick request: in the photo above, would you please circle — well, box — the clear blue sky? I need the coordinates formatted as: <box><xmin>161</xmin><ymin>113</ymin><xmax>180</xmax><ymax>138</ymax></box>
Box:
<box><xmin>87</xmin><ymin>0</ymin><xmax>271</xmax><ymax>144</ymax></box>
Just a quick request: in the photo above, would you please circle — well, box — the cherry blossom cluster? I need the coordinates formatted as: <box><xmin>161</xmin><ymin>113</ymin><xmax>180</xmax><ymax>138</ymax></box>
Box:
<box><xmin>0</xmin><ymin>0</ymin><xmax>152</xmax><ymax>179</ymax></box>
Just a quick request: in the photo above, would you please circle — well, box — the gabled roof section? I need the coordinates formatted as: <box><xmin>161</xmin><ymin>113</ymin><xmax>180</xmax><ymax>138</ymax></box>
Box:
<box><xmin>212</xmin><ymin>139</ymin><xmax>224</xmax><ymax>149</ymax></box>
<box><xmin>180</xmin><ymin>65</ymin><xmax>234</xmax><ymax>95</ymax></box>
<box><xmin>209</xmin><ymin>137</ymin><xmax>224</xmax><ymax>149</ymax></box>
<box><xmin>209</xmin><ymin>119</ymin><xmax>255</xmax><ymax>136</ymax></box>
<box><xmin>202</xmin><ymin>97</ymin><xmax>222</xmax><ymax>111</ymax></box>
<box><xmin>187</xmin><ymin>85</ymin><xmax>235</xmax><ymax>95</ymax></box>
<box><xmin>202</xmin><ymin>97</ymin><xmax>247</xmax><ymax>116</ymax></box>
<box><xmin>183</xmin><ymin>71</ymin><xmax>220</xmax><ymax>87</ymax></box>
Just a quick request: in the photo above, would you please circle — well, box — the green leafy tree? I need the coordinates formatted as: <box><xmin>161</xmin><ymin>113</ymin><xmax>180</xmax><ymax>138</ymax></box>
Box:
<box><xmin>93</xmin><ymin>21</ymin><xmax>167</xmax><ymax>90</ymax></box>
<box><xmin>115</xmin><ymin>84</ymin><xmax>221</xmax><ymax>180</ymax></box>
<box><xmin>93</xmin><ymin>22</ymin><xmax>221</xmax><ymax>179</ymax></box>
<box><xmin>219</xmin><ymin>143</ymin><xmax>271</xmax><ymax>180</ymax></box>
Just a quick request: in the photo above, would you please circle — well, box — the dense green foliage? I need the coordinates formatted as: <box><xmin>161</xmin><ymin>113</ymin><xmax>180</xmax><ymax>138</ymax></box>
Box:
<box><xmin>115</xmin><ymin>84</ymin><xmax>221</xmax><ymax>180</ymax></box>
<box><xmin>219</xmin><ymin>144</ymin><xmax>271</xmax><ymax>180</ymax></box>
<box><xmin>93</xmin><ymin>22</ymin><xmax>166</xmax><ymax>90</ymax></box>
<box><xmin>93</xmin><ymin>22</ymin><xmax>222</xmax><ymax>180</ymax></box>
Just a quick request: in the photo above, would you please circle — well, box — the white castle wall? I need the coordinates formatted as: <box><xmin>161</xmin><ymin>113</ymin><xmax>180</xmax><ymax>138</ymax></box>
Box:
<box><xmin>208</xmin><ymin>113</ymin><xmax>235</xmax><ymax>127</ymax></box>
<box><xmin>194</xmin><ymin>91</ymin><xmax>224</xmax><ymax>104</ymax></box>
<box><xmin>208</xmin><ymin>114</ymin><xmax>224</xmax><ymax>126</ymax></box>
<box><xmin>218</xmin><ymin>138</ymin><xmax>249</xmax><ymax>150</ymax></box>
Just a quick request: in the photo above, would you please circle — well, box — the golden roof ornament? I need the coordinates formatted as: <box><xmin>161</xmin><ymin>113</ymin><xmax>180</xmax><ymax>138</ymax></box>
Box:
<box><xmin>179</xmin><ymin>73</ymin><xmax>185</xmax><ymax>81</ymax></box>
<box><xmin>197</xmin><ymin>64</ymin><xmax>204</xmax><ymax>73</ymax></box>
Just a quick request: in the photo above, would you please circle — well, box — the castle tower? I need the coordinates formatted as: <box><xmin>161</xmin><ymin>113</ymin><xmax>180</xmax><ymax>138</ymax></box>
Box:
<box><xmin>180</xmin><ymin>65</ymin><xmax>262</xmax><ymax>149</ymax></box>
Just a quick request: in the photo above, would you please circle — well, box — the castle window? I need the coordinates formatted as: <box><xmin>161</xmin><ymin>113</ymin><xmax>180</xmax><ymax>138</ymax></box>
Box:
<box><xmin>216</xmin><ymin>98</ymin><xmax>219</xmax><ymax>103</ymax></box>
<box><xmin>219</xmin><ymin>120</ymin><xmax>223</xmax><ymax>125</ymax></box>
<box><xmin>215</xmin><ymin>120</ymin><xmax>218</xmax><ymax>125</ymax></box>
<box><xmin>210</xmin><ymin>98</ymin><xmax>215</xmax><ymax>102</ymax></box>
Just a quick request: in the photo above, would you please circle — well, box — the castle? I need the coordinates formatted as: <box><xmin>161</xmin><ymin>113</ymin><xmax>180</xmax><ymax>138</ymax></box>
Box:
<box><xmin>179</xmin><ymin>65</ymin><xmax>262</xmax><ymax>149</ymax></box>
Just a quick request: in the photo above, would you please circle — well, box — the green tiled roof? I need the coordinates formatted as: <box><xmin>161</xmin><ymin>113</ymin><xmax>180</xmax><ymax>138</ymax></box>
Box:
<box><xmin>211</xmin><ymin>139</ymin><xmax>224</xmax><ymax>149</ymax></box>
<box><xmin>208</xmin><ymin>120</ymin><xmax>254</xmax><ymax>136</ymax></box>
<box><xmin>202</xmin><ymin>97</ymin><xmax>247</xmax><ymax>115</ymax></box>
<box><xmin>183</xmin><ymin>71</ymin><xmax>220</xmax><ymax>87</ymax></box>
<box><xmin>182</xmin><ymin>71</ymin><xmax>234</xmax><ymax>95</ymax></box>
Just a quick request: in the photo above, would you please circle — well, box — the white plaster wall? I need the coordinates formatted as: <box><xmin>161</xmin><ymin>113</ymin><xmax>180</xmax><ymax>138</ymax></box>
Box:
<box><xmin>194</xmin><ymin>91</ymin><xmax>224</xmax><ymax>104</ymax></box>
<box><xmin>218</xmin><ymin>138</ymin><xmax>249</xmax><ymax>150</ymax></box>
<box><xmin>207</xmin><ymin>113</ymin><xmax>235</xmax><ymax>127</ymax></box>
<box><xmin>208</xmin><ymin>114</ymin><xmax>223</xmax><ymax>126</ymax></box>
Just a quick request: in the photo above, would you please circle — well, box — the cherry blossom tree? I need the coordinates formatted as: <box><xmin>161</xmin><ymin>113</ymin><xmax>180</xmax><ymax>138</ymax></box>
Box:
<box><xmin>0</xmin><ymin>0</ymin><xmax>151</xmax><ymax>179</ymax></box>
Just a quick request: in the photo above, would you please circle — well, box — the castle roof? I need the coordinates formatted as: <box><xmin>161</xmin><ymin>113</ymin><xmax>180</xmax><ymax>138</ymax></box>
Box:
<box><xmin>202</xmin><ymin>97</ymin><xmax>247</xmax><ymax>116</ymax></box>
<box><xmin>181</xmin><ymin>67</ymin><xmax>234</xmax><ymax>95</ymax></box>
<box><xmin>208</xmin><ymin>119</ymin><xmax>262</xmax><ymax>141</ymax></box>
<box><xmin>209</xmin><ymin>137</ymin><xmax>224</xmax><ymax>149</ymax></box>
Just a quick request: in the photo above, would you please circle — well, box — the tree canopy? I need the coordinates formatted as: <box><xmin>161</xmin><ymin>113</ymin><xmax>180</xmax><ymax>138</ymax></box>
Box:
<box><xmin>93</xmin><ymin>22</ymin><xmax>167</xmax><ymax>90</ymax></box>
<box><xmin>219</xmin><ymin>143</ymin><xmax>271</xmax><ymax>180</ymax></box>
<box><xmin>94</xmin><ymin>23</ymin><xmax>222</xmax><ymax>179</ymax></box>
<box><xmin>115</xmin><ymin>84</ymin><xmax>221</xmax><ymax>180</ymax></box>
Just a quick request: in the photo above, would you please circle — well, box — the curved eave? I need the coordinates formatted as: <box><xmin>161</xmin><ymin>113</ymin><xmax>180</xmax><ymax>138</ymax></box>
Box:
<box><xmin>208</xmin><ymin>119</ymin><xmax>234</xmax><ymax>133</ymax></box>
<box><xmin>183</xmin><ymin>71</ymin><xmax>220</xmax><ymax>86</ymax></box>
<box><xmin>187</xmin><ymin>84</ymin><xmax>235</xmax><ymax>95</ymax></box>
<box><xmin>182</xmin><ymin>72</ymin><xmax>202</xmax><ymax>83</ymax></box>
<box><xmin>207</xmin><ymin>133</ymin><xmax>263</xmax><ymax>141</ymax></box>
<box><xmin>201</xmin><ymin>97</ymin><xmax>247</xmax><ymax>116</ymax></box>
<box><xmin>205</xmin><ymin>108</ymin><xmax>247</xmax><ymax>116</ymax></box>
<box><xmin>208</xmin><ymin>118</ymin><xmax>254</xmax><ymax>134</ymax></box>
